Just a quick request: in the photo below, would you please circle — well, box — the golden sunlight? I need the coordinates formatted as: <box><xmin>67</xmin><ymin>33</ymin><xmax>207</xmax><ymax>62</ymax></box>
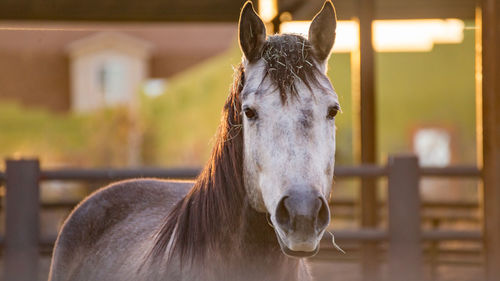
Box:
<box><xmin>258</xmin><ymin>0</ymin><xmax>278</xmax><ymax>23</ymax></box>
<box><xmin>280</xmin><ymin>19</ymin><xmax>464</xmax><ymax>53</ymax></box>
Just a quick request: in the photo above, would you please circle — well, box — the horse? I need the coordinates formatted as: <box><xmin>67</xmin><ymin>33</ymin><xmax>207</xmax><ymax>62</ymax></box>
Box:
<box><xmin>48</xmin><ymin>1</ymin><xmax>339</xmax><ymax>280</ymax></box>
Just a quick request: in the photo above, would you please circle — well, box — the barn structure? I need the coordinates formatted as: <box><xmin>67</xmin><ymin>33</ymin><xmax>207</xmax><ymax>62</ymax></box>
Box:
<box><xmin>0</xmin><ymin>0</ymin><xmax>498</xmax><ymax>281</ymax></box>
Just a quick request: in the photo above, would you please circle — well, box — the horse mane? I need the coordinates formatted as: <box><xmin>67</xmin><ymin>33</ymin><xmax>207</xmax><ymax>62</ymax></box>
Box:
<box><xmin>150</xmin><ymin>64</ymin><xmax>246</xmax><ymax>264</ymax></box>
<box><xmin>261</xmin><ymin>34</ymin><xmax>322</xmax><ymax>103</ymax></box>
<box><xmin>150</xmin><ymin>34</ymin><xmax>323</xmax><ymax>265</ymax></box>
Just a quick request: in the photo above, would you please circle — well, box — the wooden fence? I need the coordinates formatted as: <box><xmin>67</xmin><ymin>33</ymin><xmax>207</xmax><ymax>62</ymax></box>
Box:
<box><xmin>0</xmin><ymin>155</ymin><xmax>482</xmax><ymax>281</ymax></box>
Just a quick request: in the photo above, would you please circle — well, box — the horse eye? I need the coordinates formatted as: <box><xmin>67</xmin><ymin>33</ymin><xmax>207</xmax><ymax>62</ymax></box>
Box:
<box><xmin>244</xmin><ymin>107</ymin><xmax>258</xmax><ymax>120</ymax></box>
<box><xmin>326</xmin><ymin>106</ymin><xmax>339</xmax><ymax>119</ymax></box>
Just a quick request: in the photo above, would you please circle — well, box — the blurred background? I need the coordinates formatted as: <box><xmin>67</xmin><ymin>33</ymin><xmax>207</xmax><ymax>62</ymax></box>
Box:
<box><xmin>0</xmin><ymin>0</ymin><xmax>498</xmax><ymax>281</ymax></box>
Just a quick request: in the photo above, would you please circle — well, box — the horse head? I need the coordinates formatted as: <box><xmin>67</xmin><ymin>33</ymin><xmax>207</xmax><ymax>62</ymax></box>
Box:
<box><xmin>238</xmin><ymin>1</ymin><xmax>339</xmax><ymax>257</ymax></box>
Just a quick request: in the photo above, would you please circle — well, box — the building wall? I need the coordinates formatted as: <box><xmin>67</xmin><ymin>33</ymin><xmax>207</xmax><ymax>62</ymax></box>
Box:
<box><xmin>0</xmin><ymin>51</ymin><xmax>70</xmax><ymax>111</ymax></box>
<box><xmin>151</xmin><ymin>52</ymin><xmax>225</xmax><ymax>78</ymax></box>
<box><xmin>0</xmin><ymin>48</ymin><xmax>230</xmax><ymax>112</ymax></box>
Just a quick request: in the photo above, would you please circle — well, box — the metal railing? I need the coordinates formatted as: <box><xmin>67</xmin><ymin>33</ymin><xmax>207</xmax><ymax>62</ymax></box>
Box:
<box><xmin>0</xmin><ymin>155</ymin><xmax>482</xmax><ymax>281</ymax></box>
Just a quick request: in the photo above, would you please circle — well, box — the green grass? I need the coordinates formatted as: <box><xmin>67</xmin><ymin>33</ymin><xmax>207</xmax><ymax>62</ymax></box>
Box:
<box><xmin>0</xmin><ymin>103</ymin><xmax>88</xmax><ymax>168</ymax></box>
<box><xmin>0</xmin><ymin>103</ymin><xmax>140</xmax><ymax>169</ymax></box>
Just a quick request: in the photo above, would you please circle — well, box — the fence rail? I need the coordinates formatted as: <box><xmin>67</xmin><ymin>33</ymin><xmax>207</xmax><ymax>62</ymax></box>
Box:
<box><xmin>0</xmin><ymin>164</ymin><xmax>479</xmax><ymax>183</ymax></box>
<box><xmin>25</xmin><ymin>197</ymin><xmax>481</xmax><ymax>213</ymax></box>
<box><xmin>0</xmin><ymin>156</ymin><xmax>483</xmax><ymax>281</ymax></box>
<box><xmin>40</xmin><ymin>167</ymin><xmax>201</xmax><ymax>181</ymax></box>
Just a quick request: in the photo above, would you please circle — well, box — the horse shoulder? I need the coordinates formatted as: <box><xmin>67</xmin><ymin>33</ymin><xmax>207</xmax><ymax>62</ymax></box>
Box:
<box><xmin>48</xmin><ymin>178</ymin><xmax>193</xmax><ymax>281</ymax></box>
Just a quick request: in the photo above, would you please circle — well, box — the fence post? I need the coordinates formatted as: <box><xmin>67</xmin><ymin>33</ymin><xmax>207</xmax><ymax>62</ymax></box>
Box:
<box><xmin>5</xmin><ymin>159</ymin><xmax>40</xmax><ymax>281</ymax></box>
<box><xmin>388</xmin><ymin>155</ymin><xmax>422</xmax><ymax>281</ymax></box>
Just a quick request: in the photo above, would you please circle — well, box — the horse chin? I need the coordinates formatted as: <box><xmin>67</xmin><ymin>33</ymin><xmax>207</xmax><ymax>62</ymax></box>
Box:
<box><xmin>275</xmin><ymin>232</ymin><xmax>320</xmax><ymax>258</ymax></box>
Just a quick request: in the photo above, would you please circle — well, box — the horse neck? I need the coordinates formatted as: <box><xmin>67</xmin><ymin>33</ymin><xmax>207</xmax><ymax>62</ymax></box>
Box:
<box><xmin>152</xmin><ymin>64</ymin><xmax>303</xmax><ymax>280</ymax></box>
<box><xmin>239</xmin><ymin>201</ymin><xmax>280</xmax><ymax>253</ymax></box>
<box><xmin>200</xmin><ymin>199</ymin><xmax>301</xmax><ymax>281</ymax></box>
<box><xmin>238</xmin><ymin>202</ymin><xmax>302</xmax><ymax>278</ymax></box>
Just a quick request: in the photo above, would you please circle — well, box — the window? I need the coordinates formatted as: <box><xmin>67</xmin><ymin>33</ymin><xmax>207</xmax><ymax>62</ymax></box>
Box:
<box><xmin>413</xmin><ymin>128</ymin><xmax>451</xmax><ymax>167</ymax></box>
<box><xmin>97</xmin><ymin>59</ymin><xmax>127</xmax><ymax>106</ymax></box>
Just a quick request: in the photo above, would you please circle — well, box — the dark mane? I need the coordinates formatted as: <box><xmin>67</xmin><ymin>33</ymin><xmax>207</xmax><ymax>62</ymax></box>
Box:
<box><xmin>261</xmin><ymin>34</ymin><xmax>322</xmax><ymax>102</ymax></box>
<box><xmin>150</xmin><ymin>64</ymin><xmax>246</xmax><ymax>264</ymax></box>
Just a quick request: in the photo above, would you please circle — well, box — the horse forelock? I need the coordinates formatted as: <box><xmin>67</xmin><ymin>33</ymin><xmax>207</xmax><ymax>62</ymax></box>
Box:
<box><xmin>260</xmin><ymin>34</ymin><xmax>323</xmax><ymax>103</ymax></box>
<box><xmin>149</xmin><ymin>64</ymin><xmax>247</xmax><ymax>265</ymax></box>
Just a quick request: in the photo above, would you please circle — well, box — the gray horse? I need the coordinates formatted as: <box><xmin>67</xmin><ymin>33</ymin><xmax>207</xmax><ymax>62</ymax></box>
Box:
<box><xmin>49</xmin><ymin>1</ymin><xmax>339</xmax><ymax>280</ymax></box>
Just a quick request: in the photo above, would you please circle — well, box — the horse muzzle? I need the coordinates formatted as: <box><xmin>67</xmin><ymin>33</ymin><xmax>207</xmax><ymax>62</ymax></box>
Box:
<box><xmin>272</xmin><ymin>189</ymin><xmax>330</xmax><ymax>257</ymax></box>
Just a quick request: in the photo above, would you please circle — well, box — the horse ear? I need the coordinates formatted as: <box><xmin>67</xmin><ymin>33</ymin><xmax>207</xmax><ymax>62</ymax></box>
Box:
<box><xmin>308</xmin><ymin>1</ymin><xmax>337</xmax><ymax>62</ymax></box>
<box><xmin>238</xmin><ymin>1</ymin><xmax>267</xmax><ymax>62</ymax></box>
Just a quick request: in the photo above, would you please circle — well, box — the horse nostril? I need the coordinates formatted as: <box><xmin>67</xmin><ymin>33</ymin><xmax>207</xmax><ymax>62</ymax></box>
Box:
<box><xmin>275</xmin><ymin>194</ymin><xmax>330</xmax><ymax>234</ymax></box>
<box><xmin>316</xmin><ymin>197</ymin><xmax>330</xmax><ymax>230</ymax></box>
<box><xmin>275</xmin><ymin>196</ymin><xmax>291</xmax><ymax>230</ymax></box>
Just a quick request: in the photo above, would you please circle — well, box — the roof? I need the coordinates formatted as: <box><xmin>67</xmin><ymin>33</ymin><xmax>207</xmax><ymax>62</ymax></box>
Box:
<box><xmin>0</xmin><ymin>22</ymin><xmax>237</xmax><ymax>55</ymax></box>
<box><xmin>286</xmin><ymin>0</ymin><xmax>476</xmax><ymax>20</ymax></box>
<box><xmin>0</xmin><ymin>0</ymin><xmax>476</xmax><ymax>22</ymax></box>
<box><xmin>67</xmin><ymin>32</ymin><xmax>153</xmax><ymax>59</ymax></box>
<box><xmin>0</xmin><ymin>0</ymin><xmax>247</xmax><ymax>22</ymax></box>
